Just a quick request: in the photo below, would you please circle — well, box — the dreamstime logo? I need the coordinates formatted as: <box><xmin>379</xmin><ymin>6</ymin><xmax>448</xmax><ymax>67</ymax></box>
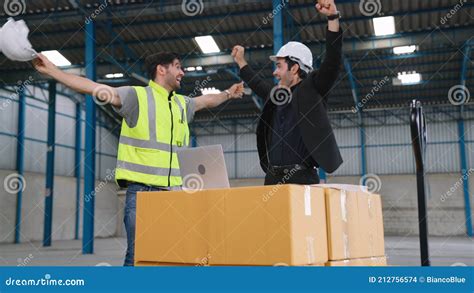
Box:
<box><xmin>450</xmin><ymin>262</ymin><xmax>467</xmax><ymax>266</ymax></box>
<box><xmin>85</xmin><ymin>0</ymin><xmax>108</xmax><ymax>24</ymax></box>
<box><xmin>262</xmin><ymin>0</ymin><xmax>288</xmax><ymax>24</ymax></box>
<box><xmin>1</xmin><ymin>76</ymin><xmax>34</xmax><ymax>112</ymax></box>
<box><xmin>273</xmin><ymin>262</ymin><xmax>289</xmax><ymax>266</ymax></box>
<box><xmin>352</xmin><ymin>76</ymin><xmax>389</xmax><ymax>113</ymax></box>
<box><xmin>95</xmin><ymin>262</ymin><xmax>111</xmax><ymax>266</ymax></box>
<box><xmin>440</xmin><ymin>168</ymin><xmax>474</xmax><ymax>202</ymax></box>
<box><xmin>195</xmin><ymin>254</ymin><xmax>211</xmax><ymax>267</ymax></box>
<box><xmin>262</xmin><ymin>165</ymin><xmax>301</xmax><ymax>202</ymax></box>
<box><xmin>17</xmin><ymin>254</ymin><xmax>34</xmax><ymax>267</ymax></box>
<box><xmin>182</xmin><ymin>173</ymin><xmax>204</xmax><ymax>194</ymax></box>
<box><xmin>4</xmin><ymin>173</ymin><xmax>26</xmax><ymax>195</ymax></box>
<box><xmin>181</xmin><ymin>0</ymin><xmax>204</xmax><ymax>17</ymax></box>
<box><xmin>189</xmin><ymin>76</ymin><xmax>212</xmax><ymax>98</ymax></box>
<box><xmin>92</xmin><ymin>85</ymin><xmax>115</xmax><ymax>106</ymax></box>
<box><xmin>270</xmin><ymin>85</ymin><xmax>292</xmax><ymax>106</ymax></box>
<box><xmin>359</xmin><ymin>0</ymin><xmax>382</xmax><ymax>17</ymax></box>
<box><xmin>84</xmin><ymin>168</ymin><xmax>115</xmax><ymax>203</ymax></box>
<box><xmin>448</xmin><ymin>85</ymin><xmax>470</xmax><ymax>106</ymax></box>
<box><xmin>440</xmin><ymin>0</ymin><xmax>467</xmax><ymax>25</ymax></box>
<box><xmin>359</xmin><ymin>173</ymin><xmax>382</xmax><ymax>193</ymax></box>
<box><xmin>3</xmin><ymin>0</ymin><xmax>26</xmax><ymax>17</ymax></box>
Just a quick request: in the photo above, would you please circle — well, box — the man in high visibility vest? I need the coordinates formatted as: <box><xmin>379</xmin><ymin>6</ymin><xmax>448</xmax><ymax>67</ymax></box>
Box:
<box><xmin>33</xmin><ymin>52</ymin><xmax>244</xmax><ymax>266</ymax></box>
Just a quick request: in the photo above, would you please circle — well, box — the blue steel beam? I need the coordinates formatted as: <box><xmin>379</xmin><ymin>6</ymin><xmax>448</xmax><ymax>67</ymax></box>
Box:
<box><xmin>14</xmin><ymin>87</ymin><xmax>26</xmax><ymax>244</ymax></box>
<box><xmin>273</xmin><ymin>0</ymin><xmax>284</xmax><ymax>53</ymax></box>
<box><xmin>83</xmin><ymin>20</ymin><xmax>97</xmax><ymax>254</ymax></box>
<box><xmin>43</xmin><ymin>81</ymin><xmax>56</xmax><ymax>247</ymax></box>
<box><xmin>74</xmin><ymin>103</ymin><xmax>82</xmax><ymax>240</ymax></box>
<box><xmin>343</xmin><ymin>58</ymin><xmax>362</xmax><ymax>119</ymax></box>
<box><xmin>273</xmin><ymin>0</ymin><xmax>284</xmax><ymax>84</ymax></box>
<box><xmin>458</xmin><ymin>41</ymin><xmax>473</xmax><ymax>237</ymax></box>
<box><xmin>343</xmin><ymin>58</ymin><xmax>367</xmax><ymax>180</ymax></box>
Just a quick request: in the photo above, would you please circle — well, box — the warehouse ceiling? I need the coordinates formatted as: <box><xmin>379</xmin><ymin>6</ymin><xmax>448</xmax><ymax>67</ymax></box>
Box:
<box><xmin>0</xmin><ymin>0</ymin><xmax>473</xmax><ymax>120</ymax></box>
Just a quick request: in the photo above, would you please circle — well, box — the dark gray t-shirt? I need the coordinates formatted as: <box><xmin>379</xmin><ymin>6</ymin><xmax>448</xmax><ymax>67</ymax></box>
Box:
<box><xmin>113</xmin><ymin>86</ymin><xmax>196</xmax><ymax>127</ymax></box>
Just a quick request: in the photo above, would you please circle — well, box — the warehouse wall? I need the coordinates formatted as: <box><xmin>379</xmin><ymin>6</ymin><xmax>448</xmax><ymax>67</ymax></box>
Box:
<box><xmin>0</xmin><ymin>88</ymin><xmax>119</xmax><ymax>180</ymax></box>
<box><xmin>0</xmin><ymin>170</ymin><xmax>119</xmax><ymax>244</ymax></box>
<box><xmin>0</xmin><ymin>86</ymin><xmax>121</xmax><ymax>244</ymax></box>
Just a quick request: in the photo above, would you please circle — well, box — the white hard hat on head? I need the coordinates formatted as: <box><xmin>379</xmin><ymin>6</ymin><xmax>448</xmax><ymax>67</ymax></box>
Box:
<box><xmin>269</xmin><ymin>41</ymin><xmax>313</xmax><ymax>73</ymax></box>
<box><xmin>0</xmin><ymin>18</ymin><xmax>37</xmax><ymax>62</ymax></box>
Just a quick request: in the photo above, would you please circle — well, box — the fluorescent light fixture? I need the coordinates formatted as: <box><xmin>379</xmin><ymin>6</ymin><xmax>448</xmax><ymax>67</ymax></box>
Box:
<box><xmin>201</xmin><ymin>87</ymin><xmax>221</xmax><ymax>95</ymax></box>
<box><xmin>186</xmin><ymin>66</ymin><xmax>203</xmax><ymax>72</ymax></box>
<box><xmin>105</xmin><ymin>73</ymin><xmax>124</xmax><ymax>79</ymax></box>
<box><xmin>194</xmin><ymin>35</ymin><xmax>220</xmax><ymax>54</ymax></box>
<box><xmin>393</xmin><ymin>45</ymin><xmax>417</xmax><ymax>55</ymax></box>
<box><xmin>393</xmin><ymin>71</ymin><xmax>422</xmax><ymax>85</ymax></box>
<box><xmin>40</xmin><ymin>50</ymin><xmax>71</xmax><ymax>67</ymax></box>
<box><xmin>373</xmin><ymin>16</ymin><xmax>395</xmax><ymax>36</ymax></box>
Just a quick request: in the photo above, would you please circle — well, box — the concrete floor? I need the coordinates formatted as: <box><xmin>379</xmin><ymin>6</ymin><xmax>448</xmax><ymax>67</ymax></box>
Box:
<box><xmin>0</xmin><ymin>236</ymin><xmax>472</xmax><ymax>266</ymax></box>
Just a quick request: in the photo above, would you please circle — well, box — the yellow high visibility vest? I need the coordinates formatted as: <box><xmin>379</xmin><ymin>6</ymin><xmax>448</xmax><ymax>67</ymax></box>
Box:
<box><xmin>115</xmin><ymin>80</ymin><xmax>190</xmax><ymax>187</ymax></box>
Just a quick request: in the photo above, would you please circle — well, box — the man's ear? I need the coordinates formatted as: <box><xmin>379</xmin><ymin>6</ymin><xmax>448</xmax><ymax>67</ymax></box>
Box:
<box><xmin>156</xmin><ymin>64</ymin><xmax>166</xmax><ymax>76</ymax></box>
<box><xmin>290</xmin><ymin>63</ymin><xmax>300</xmax><ymax>75</ymax></box>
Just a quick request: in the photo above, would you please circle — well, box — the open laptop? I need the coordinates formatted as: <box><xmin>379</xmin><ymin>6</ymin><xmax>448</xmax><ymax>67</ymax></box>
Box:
<box><xmin>177</xmin><ymin>144</ymin><xmax>230</xmax><ymax>190</ymax></box>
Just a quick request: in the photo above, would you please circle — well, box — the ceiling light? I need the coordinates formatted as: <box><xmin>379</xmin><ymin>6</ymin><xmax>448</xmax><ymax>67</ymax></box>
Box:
<box><xmin>194</xmin><ymin>35</ymin><xmax>220</xmax><ymax>54</ymax></box>
<box><xmin>393</xmin><ymin>45</ymin><xmax>417</xmax><ymax>55</ymax></box>
<box><xmin>105</xmin><ymin>73</ymin><xmax>124</xmax><ymax>79</ymax></box>
<box><xmin>393</xmin><ymin>71</ymin><xmax>422</xmax><ymax>85</ymax></box>
<box><xmin>40</xmin><ymin>50</ymin><xmax>71</xmax><ymax>67</ymax></box>
<box><xmin>373</xmin><ymin>16</ymin><xmax>395</xmax><ymax>36</ymax></box>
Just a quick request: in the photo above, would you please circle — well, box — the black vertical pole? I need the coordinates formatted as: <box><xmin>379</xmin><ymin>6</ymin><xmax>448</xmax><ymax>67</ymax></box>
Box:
<box><xmin>410</xmin><ymin>100</ymin><xmax>430</xmax><ymax>266</ymax></box>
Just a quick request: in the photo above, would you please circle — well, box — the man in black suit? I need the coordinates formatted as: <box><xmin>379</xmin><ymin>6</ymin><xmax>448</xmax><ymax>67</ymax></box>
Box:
<box><xmin>231</xmin><ymin>0</ymin><xmax>343</xmax><ymax>185</ymax></box>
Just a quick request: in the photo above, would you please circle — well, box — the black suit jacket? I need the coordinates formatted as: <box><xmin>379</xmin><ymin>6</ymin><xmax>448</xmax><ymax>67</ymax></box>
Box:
<box><xmin>239</xmin><ymin>29</ymin><xmax>344</xmax><ymax>173</ymax></box>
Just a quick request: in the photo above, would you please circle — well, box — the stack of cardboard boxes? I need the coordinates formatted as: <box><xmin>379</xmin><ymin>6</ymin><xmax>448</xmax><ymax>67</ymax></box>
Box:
<box><xmin>134</xmin><ymin>184</ymin><xmax>386</xmax><ymax>266</ymax></box>
<box><xmin>323</xmin><ymin>186</ymin><xmax>386</xmax><ymax>266</ymax></box>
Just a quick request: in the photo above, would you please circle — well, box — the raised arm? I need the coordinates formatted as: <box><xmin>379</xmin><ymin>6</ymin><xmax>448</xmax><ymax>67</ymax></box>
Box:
<box><xmin>32</xmin><ymin>53</ymin><xmax>122</xmax><ymax>108</ymax></box>
<box><xmin>194</xmin><ymin>82</ymin><xmax>244</xmax><ymax>112</ymax></box>
<box><xmin>312</xmin><ymin>0</ymin><xmax>343</xmax><ymax>99</ymax></box>
<box><xmin>232</xmin><ymin>45</ymin><xmax>273</xmax><ymax>100</ymax></box>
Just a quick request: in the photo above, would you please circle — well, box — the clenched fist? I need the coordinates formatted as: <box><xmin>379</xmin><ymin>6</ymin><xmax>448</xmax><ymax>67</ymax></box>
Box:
<box><xmin>227</xmin><ymin>82</ymin><xmax>245</xmax><ymax>99</ymax></box>
<box><xmin>231</xmin><ymin>45</ymin><xmax>247</xmax><ymax>69</ymax></box>
<box><xmin>316</xmin><ymin>0</ymin><xmax>337</xmax><ymax>16</ymax></box>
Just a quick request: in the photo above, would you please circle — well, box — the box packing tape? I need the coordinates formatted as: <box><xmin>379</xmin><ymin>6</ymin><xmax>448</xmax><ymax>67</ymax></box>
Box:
<box><xmin>341</xmin><ymin>190</ymin><xmax>350</xmax><ymax>259</ymax></box>
<box><xmin>306</xmin><ymin>236</ymin><xmax>315</xmax><ymax>264</ymax></box>
<box><xmin>340</xmin><ymin>190</ymin><xmax>347</xmax><ymax>222</ymax></box>
<box><xmin>304</xmin><ymin>185</ymin><xmax>312</xmax><ymax>216</ymax></box>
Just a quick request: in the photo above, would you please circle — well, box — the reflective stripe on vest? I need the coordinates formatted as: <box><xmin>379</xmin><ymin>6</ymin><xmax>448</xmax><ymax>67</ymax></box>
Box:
<box><xmin>116</xmin><ymin>160</ymin><xmax>180</xmax><ymax>177</ymax></box>
<box><xmin>115</xmin><ymin>82</ymin><xmax>190</xmax><ymax>187</ymax></box>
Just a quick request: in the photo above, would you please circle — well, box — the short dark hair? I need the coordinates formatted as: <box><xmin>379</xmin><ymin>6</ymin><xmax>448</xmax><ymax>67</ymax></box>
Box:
<box><xmin>145</xmin><ymin>52</ymin><xmax>181</xmax><ymax>80</ymax></box>
<box><xmin>285</xmin><ymin>57</ymin><xmax>308</xmax><ymax>79</ymax></box>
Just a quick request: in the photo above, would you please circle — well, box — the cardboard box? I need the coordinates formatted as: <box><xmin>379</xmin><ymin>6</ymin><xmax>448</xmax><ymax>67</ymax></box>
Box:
<box><xmin>320</xmin><ymin>185</ymin><xmax>385</xmax><ymax>260</ymax></box>
<box><xmin>324</xmin><ymin>187</ymin><xmax>360</xmax><ymax>260</ymax></box>
<box><xmin>135</xmin><ymin>185</ymin><xmax>328</xmax><ymax>266</ymax></box>
<box><xmin>135</xmin><ymin>262</ymin><xmax>326</xmax><ymax>267</ymax></box>
<box><xmin>135</xmin><ymin>261</ymin><xmax>198</xmax><ymax>266</ymax></box>
<box><xmin>134</xmin><ymin>190</ymin><xmax>213</xmax><ymax>265</ymax></box>
<box><xmin>367</xmin><ymin>194</ymin><xmax>385</xmax><ymax>257</ymax></box>
<box><xmin>326</xmin><ymin>256</ymin><xmax>387</xmax><ymax>267</ymax></box>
